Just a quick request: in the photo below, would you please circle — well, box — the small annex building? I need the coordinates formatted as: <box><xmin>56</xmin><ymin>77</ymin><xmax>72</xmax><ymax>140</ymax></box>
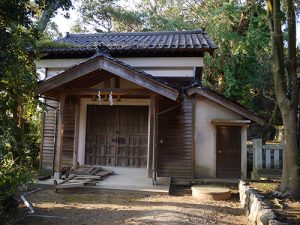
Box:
<box><xmin>37</xmin><ymin>30</ymin><xmax>264</xmax><ymax>182</ymax></box>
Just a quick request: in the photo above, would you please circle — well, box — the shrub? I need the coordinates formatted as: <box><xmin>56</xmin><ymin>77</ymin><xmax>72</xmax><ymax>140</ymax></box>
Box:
<box><xmin>0</xmin><ymin>155</ymin><xmax>32</xmax><ymax>223</ymax></box>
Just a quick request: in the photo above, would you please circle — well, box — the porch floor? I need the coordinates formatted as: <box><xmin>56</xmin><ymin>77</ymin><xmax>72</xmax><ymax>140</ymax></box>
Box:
<box><xmin>38</xmin><ymin>167</ymin><xmax>170</xmax><ymax>194</ymax></box>
<box><xmin>96</xmin><ymin>167</ymin><xmax>170</xmax><ymax>194</ymax></box>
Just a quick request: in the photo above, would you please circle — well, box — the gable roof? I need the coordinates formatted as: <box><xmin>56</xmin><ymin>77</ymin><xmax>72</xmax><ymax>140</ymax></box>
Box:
<box><xmin>187</xmin><ymin>86</ymin><xmax>266</xmax><ymax>126</ymax></box>
<box><xmin>40</xmin><ymin>30</ymin><xmax>217</xmax><ymax>57</ymax></box>
<box><xmin>37</xmin><ymin>53</ymin><xmax>179</xmax><ymax>100</ymax></box>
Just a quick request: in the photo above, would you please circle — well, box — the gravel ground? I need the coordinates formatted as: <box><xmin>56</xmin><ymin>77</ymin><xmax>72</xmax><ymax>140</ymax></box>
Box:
<box><xmin>15</xmin><ymin>186</ymin><xmax>248</xmax><ymax>225</ymax></box>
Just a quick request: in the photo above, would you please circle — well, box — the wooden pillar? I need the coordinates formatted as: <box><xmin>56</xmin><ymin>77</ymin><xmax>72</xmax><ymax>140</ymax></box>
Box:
<box><xmin>55</xmin><ymin>94</ymin><xmax>66</xmax><ymax>178</ymax></box>
<box><xmin>148</xmin><ymin>95</ymin><xmax>155</xmax><ymax>178</ymax></box>
<box><xmin>148</xmin><ymin>95</ymin><xmax>159</xmax><ymax>183</ymax></box>
<box><xmin>191</xmin><ymin>97</ymin><xmax>196</xmax><ymax>178</ymax></box>
<box><xmin>73</xmin><ymin>97</ymin><xmax>80</xmax><ymax>168</ymax></box>
<box><xmin>39</xmin><ymin>110</ymin><xmax>46</xmax><ymax>169</ymax></box>
<box><xmin>153</xmin><ymin>96</ymin><xmax>159</xmax><ymax>183</ymax></box>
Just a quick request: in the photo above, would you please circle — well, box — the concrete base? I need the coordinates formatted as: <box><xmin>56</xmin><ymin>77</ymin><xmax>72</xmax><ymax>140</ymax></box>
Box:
<box><xmin>38</xmin><ymin>167</ymin><xmax>170</xmax><ymax>195</ymax></box>
<box><xmin>191</xmin><ymin>185</ymin><xmax>231</xmax><ymax>200</ymax></box>
<box><xmin>97</xmin><ymin>167</ymin><xmax>170</xmax><ymax>194</ymax></box>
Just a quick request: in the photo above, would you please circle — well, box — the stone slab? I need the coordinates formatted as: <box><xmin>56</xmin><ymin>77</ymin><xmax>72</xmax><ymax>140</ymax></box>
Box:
<box><xmin>192</xmin><ymin>185</ymin><xmax>231</xmax><ymax>200</ymax></box>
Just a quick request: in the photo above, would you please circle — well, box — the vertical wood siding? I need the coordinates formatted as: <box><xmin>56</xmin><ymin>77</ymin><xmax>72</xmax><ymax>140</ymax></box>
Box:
<box><xmin>61</xmin><ymin>96</ymin><xmax>76</xmax><ymax>167</ymax></box>
<box><xmin>41</xmin><ymin>99</ymin><xmax>58</xmax><ymax>169</ymax></box>
<box><xmin>157</xmin><ymin>96</ymin><xmax>193</xmax><ymax>177</ymax></box>
<box><xmin>41</xmin><ymin>97</ymin><xmax>76</xmax><ymax>169</ymax></box>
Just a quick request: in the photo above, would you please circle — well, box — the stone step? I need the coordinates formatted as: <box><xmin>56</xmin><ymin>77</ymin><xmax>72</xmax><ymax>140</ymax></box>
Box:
<box><xmin>191</xmin><ymin>185</ymin><xmax>231</xmax><ymax>201</ymax></box>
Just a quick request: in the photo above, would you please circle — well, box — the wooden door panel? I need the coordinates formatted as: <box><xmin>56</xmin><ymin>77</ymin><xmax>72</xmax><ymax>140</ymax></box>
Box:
<box><xmin>85</xmin><ymin>105</ymin><xmax>148</xmax><ymax>167</ymax></box>
<box><xmin>216</xmin><ymin>126</ymin><xmax>241</xmax><ymax>178</ymax></box>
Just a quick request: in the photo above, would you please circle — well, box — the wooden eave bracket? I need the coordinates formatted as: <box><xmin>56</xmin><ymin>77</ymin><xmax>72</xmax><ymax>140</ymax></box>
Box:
<box><xmin>187</xmin><ymin>87</ymin><xmax>266</xmax><ymax>126</ymax></box>
<box><xmin>37</xmin><ymin>55</ymin><xmax>179</xmax><ymax>101</ymax></box>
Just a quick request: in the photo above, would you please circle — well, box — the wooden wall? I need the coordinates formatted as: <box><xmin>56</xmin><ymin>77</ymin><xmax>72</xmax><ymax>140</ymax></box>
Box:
<box><xmin>41</xmin><ymin>99</ymin><xmax>58</xmax><ymax>169</ymax></box>
<box><xmin>61</xmin><ymin>96</ymin><xmax>77</xmax><ymax>167</ymax></box>
<box><xmin>41</xmin><ymin>94</ymin><xmax>194</xmax><ymax>176</ymax></box>
<box><xmin>41</xmin><ymin>97</ymin><xmax>76</xmax><ymax>170</ymax></box>
<box><xmin>157</xmin><ymin>96</ymin><xmax>194</xmax><ymax>177</ymax></box>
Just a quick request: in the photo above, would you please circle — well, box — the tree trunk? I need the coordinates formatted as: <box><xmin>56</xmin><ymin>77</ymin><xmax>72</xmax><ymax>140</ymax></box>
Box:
<box><xmin>281</xmin><ymin>107</ymin><xmax>300</xmax><ymax>197</ymax></box>
<box><xmin>262</xmin><ymin>103</ymin><xmax>278</xmax><ymax>143</ymax></box>
<box><xmin>267</xmin><ymin>0</ymin><xmax>300</xmax><ymax>198</ymax></box>
<box><xmin>37</xmin><ymin>1</ymin><xmax>71</xmax><ymax>33</ymax></box>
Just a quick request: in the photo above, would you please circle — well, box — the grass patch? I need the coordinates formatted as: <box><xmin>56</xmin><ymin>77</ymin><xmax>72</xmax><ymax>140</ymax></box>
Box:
<box><xmin>249</xmin><ymin>181</ymin><xmax>280</xmax><ymax>194</ymax></box>
<box><xmin>36</xmin><ymin>39</ymin><xmax>77</xmax><ymax>49</ymax></box>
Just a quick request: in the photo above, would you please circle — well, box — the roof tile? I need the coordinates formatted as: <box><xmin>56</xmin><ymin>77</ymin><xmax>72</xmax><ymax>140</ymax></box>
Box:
<box><xmin>53</xmin><ymin>29</ymin><xmax>216</xmax><ymax>53</ymax></box>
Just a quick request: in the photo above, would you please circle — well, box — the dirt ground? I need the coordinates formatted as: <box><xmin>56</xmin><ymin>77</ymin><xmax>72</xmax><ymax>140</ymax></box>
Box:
<box><xmin>14</xmin><ymin>186</ymin><xmax>248</xmax><ymax>225</ymax></box>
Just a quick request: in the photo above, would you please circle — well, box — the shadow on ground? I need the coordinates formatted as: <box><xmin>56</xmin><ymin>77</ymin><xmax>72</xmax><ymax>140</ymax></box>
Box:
<box><xmin>14</xmin><ymin>185</ymin><xmax>247</xmax><ymax>225</ymax></box>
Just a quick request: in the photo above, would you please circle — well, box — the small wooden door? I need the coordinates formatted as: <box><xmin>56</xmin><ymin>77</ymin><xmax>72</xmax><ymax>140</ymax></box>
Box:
<box><xmin>216</xmin><ymin>126</ymin><xmax>241</xmax><ymax>178</ymax></box>
<box><xmin>85</xmin><ymin>105</ymin><xmax>148</xmax><ymax>167</ymax></box>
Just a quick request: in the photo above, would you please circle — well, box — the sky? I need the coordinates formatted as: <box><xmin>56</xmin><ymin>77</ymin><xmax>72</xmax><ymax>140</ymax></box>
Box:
<box><xmin>53</xmin><ymin>2</ymin><xmax>300</xmax><ymax>44</ymax></box>
<box><xmin>53</xmin><ymin>0</ymin><xmax>137</xmax><ymax>36</ymax></box>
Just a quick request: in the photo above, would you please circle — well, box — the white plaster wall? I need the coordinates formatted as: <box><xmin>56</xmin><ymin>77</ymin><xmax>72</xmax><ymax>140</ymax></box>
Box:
<box><xmin>47</xmin><ymin>68</ymin><xmax>64</xmax><ymax>78</ymax></box>
<box><xmin>37</xmin><ymin>57</ymin><xmax>203</xmax><ymax>78</ymax></box>
<box><xmin>195</xmin><ymin>95</ymin><xmax>248</xmax><ymax>178</ymax></box>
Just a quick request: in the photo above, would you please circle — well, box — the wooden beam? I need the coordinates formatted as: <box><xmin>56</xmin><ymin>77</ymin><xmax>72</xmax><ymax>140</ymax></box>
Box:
<box><xmin>148</xmin><ymin>95</ymin><xmax>155</xmax><ymax>178</ymax></box>
<box><xmin>63</xmin><ymin>88</ymin><xmax>153</xmax><ymax>96</ymax></box>
<box><xmin>56</xmin><ymin>94</ymin><xmax>66</xmax><ymax>176</ymax></box>
<box><xmin>39</xmin><ymin>110</ymin><xmax>46</xmax><ymax>169</ymax></box>
<box><xmin>115</xmin><ymin>77</ymin><xmax>120</xmax><ymax>88</ymax></box>
<box><xmin>104</xmin><ymin>78</ymin><xmax>110</xmax><ymax>88</ymax></box>
<box><xmin>153</xmin><ymin>96</ymin><xmax>159</xmax><ymax>183</ymax></box>
<box><xmin>73</xmin><ymin>97</ymin><xmax>80</xmax><ymax>167</ymax></box>
<box><xmin>192</xmin><ymin>96</ymin><xmax>195</xmax><ymax>178</ymax></box>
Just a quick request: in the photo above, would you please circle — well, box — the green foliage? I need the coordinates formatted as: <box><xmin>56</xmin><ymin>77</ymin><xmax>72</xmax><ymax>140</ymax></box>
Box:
<box><xmin>35</xmin><ymin>0</ymin><xmax>73</xmax><ymax>11</ymax></box>
<box><xmin>0</xmin><ymin>156</ymin><xmax>32</xmax><ymax>222</ymax></box>
<box><xmin>78</xmin><ymin>0</ymin><xmax>144</xmax><ymax>32</ymax></box>
<box><xmin>0</xmin><ymin>18</ymin><xmax>40</xmax><ymax>223</ymax></box>
<box><xmin>186</xmin><ymin>1</ymin><xmax>271</xmax><ymax>106</ymax></box>
<box><xmin>136</xmin><ymin>0</ymin><xmax>196</xmax><ymax>31</ymax></box>
<box><xmin>76</xmin><ymin>0</ymin><xmax>196</xmax><ymax>32</ymax></box>
<box><xmin>43</xmin><ymin>21</ymin><xmax>63</xmax><ymax>39</ymax></box>
<box><xmin>0</xmin><ymin>0</ymin><xmax>70</xmax><ymax>222</ymax></box>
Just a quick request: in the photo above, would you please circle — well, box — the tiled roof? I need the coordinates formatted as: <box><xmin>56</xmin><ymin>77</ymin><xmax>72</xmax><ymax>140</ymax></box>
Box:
<box><xmin>49</xmin><ymin>30</ymin><xmax>216</xmax><ymax>55</ymax></box>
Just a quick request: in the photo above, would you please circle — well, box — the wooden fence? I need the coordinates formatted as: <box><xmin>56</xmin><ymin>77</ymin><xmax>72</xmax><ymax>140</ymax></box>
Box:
<box><xmin>250</xmin><ymin>139</ymin><xmax>283</xmax><ymax>179</ymax></box>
